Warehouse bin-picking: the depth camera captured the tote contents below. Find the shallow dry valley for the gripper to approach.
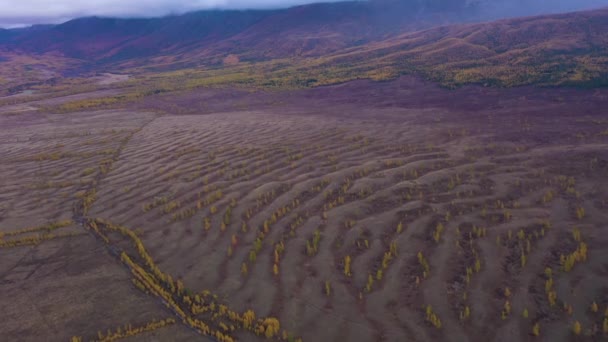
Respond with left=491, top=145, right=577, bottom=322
left=1, top=77, right=608, bottom=342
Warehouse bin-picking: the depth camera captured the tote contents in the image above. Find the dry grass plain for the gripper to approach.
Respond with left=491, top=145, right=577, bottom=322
left=1, top=77, right=608, bottom=342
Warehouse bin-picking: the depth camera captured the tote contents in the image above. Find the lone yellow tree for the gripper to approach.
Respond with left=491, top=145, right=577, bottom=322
left=572, top=321, right=582, bottom=335
left=532, top=322, right=540, bottom=337
left=325, top=281, right=331, bottom=296
left=591, top=301, right=599, bottom=313
left=344, top=255, right=352, bottom=277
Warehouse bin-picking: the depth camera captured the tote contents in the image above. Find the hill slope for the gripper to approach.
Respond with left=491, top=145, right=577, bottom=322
left=106, top=7, right=608, bottom=91
left=0, top=3, right=607, bottom=93
left=299, top=7, right=608, bottom=87
left=1, top=1, right=472, bottom=65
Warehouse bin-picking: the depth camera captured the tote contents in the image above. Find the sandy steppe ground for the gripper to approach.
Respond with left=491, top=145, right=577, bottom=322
left=1, top=77, right=608, bottom=342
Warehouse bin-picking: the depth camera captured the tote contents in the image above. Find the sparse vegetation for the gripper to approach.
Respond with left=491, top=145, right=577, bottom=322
left=2, top=17, right=607, bottom=339
left=425, top=305, right=442, bottom=329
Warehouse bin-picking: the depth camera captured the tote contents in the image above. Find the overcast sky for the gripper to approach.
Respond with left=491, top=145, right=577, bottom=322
left=1, top=0, right=608, bottom=28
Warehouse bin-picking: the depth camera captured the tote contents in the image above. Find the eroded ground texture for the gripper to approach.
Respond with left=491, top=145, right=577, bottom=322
left=1, top=77, right=608, bottom=342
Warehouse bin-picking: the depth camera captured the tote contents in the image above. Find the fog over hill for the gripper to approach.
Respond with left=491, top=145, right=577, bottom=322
left=1, top=0, right=608, bottom=28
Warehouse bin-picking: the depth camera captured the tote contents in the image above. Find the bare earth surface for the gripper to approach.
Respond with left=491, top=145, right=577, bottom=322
left=96, top=74, right=131, bottom=85
left=1, top=77, right=607, bottom=342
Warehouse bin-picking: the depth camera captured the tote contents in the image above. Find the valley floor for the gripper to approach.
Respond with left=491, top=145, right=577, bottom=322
left=1, top=77, right=607, bottom=342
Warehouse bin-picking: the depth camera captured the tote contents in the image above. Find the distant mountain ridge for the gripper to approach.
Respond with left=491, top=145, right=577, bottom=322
left=0, top=1, right=607, bottom=90
left=0, top=1, right=478, bottom=65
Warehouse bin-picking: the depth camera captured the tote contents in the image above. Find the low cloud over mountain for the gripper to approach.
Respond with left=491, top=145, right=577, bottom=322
left=2, top=0, right=608, bottom=27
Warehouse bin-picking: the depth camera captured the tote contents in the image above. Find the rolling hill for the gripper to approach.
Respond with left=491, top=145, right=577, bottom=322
left=96, top=6, right=607, bottom=92
left=0, top=1, right=607, bottom=94
left=0, top=0, right=484, bottom=66
left=295, top=7, right=608, bottom=87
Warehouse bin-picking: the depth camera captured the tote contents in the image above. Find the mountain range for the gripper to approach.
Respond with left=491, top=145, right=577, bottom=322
left=0, top=1, right=474, bottom=64
left=0, top=0, right=607, bottom=89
